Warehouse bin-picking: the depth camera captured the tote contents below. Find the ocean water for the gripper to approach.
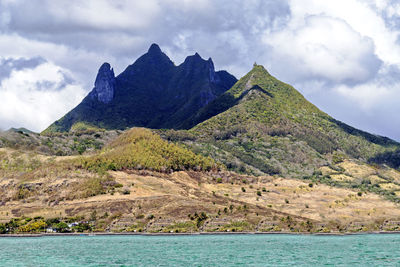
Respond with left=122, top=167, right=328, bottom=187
left=0, top=234, right=399, bottom=266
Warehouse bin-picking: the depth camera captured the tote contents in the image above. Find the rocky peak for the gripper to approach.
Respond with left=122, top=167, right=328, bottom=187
left=207, top=57, right=216, bottom=83
left=183, top=52, right=205, bottom=65
left=91, top=62, right=116, bottom=104
left=118, top=44, right=174, bottom=81
left=181, top=53, right=217, bottom=81
left=148, top=43, right=162, bottom=54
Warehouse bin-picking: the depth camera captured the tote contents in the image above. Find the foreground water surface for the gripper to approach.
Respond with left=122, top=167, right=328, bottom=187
left=0, top=233, right=399, bottom=266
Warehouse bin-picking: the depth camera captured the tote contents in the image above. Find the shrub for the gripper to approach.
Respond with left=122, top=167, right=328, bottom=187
left=18, top=220, right=46, bottom=233
left=122, top=188, right=130, bottom=195
left=196, top=212, right=208, bottom=228
left=256, top=191, right=262, bottom=196
left=56, top=222, right=70, bottom=233
left=229, top=205, right=234, bottom=213
left=0, top=224, right=6, bottom=234
left=73, top=223, right=91, bottom=232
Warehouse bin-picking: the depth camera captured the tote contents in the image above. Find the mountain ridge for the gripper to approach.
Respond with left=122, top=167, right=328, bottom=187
left=160, top=64, right=400, bottom=178
left=44, top=44, right=237, bottom=133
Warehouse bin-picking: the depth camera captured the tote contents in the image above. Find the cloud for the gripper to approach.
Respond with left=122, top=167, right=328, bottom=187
left=0, top=0, right=291, bottom=77
left=263, top=15, right=382, bottom=85
left=1, top=0, right=161, bottom=33
left=0, top=56, right=45, bottom=80
left=0, top=0, right=400, bottom=141
left=0, top=60, right=86, bottom=132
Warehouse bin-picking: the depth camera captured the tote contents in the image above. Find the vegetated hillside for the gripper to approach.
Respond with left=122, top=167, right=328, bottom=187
left=0, top=126, right=120, bottom=156
left=161, top=64, right=400, bottom=179
left=3, top=127, right=400, bottom=234
left=3, top=143, right=400, bottom=234
left=44, top=44, right=237, bottom=133
left=77, top=128, right=219, bottom=173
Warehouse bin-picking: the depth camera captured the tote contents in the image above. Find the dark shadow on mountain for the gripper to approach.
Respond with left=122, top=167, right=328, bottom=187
left=368, top=150, right=400, bottom=169
left=180, top=85, right=273, bottom=129
left=246, top=85, right=274, bottom=98
left=329, top=118, right=398, bottom=147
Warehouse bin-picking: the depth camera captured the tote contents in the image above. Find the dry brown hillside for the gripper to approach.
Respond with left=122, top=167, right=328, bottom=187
left=2, top=145, right=400, bottom=233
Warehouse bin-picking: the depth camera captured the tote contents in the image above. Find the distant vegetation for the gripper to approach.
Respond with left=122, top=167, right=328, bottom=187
left=77, top=128, right=219, bottom=173
left=0, top=217, right=93, bottom=234
left=0, top=127, right=119, bottom=156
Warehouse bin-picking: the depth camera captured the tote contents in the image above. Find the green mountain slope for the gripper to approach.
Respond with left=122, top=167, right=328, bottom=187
left=163, top=64, right=399, bottom=177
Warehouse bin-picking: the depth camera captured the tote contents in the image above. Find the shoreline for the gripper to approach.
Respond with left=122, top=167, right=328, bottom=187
left=2, top=231, right=400, bottom=237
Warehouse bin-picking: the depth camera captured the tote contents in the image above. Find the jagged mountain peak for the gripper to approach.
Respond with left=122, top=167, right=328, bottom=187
left=44, top=44, right=237, bottom=133
left=118, top=44, right=175, bottom=81
left=181, top=52, right=214, bottom=66
left=98, top=62, right=113, bottom=72
left=180, top=52, right=216, bottom=80
left=90, top=62, right=116, bottom=104
left=137, top=43, right=173, bottom=64
left=183, top=52, right=207, bottom=64
left=147, top=43, right=162, bottom=54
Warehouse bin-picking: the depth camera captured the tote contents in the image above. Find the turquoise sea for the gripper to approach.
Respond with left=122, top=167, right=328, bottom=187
left=0, top=234, right=400, bottom=266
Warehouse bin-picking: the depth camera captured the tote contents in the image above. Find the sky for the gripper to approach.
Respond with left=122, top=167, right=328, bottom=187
left=1, top=0, right=400, bottom=141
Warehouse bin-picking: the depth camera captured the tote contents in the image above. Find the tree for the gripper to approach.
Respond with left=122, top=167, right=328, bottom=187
left=90, top=210, right=97, bottom=222
left=56, top=222, right=70, bottom=233
left=0, top=223, right=6, bottom=234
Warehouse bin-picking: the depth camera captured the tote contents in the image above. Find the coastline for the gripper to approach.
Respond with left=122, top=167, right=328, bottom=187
left=2, top=231, right=400, bottom=238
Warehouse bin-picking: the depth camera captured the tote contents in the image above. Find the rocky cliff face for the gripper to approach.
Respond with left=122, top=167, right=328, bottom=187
left=90, top=63, right=116, bottom=104
left=44, top=44, right=237, bottom=132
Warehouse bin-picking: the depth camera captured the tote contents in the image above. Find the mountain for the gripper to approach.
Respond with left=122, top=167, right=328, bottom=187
left=5, top=49, right=400, bottom=234
left=45, top=44, right=237, bottom=133
left=163, top=64, right=400, bottom=178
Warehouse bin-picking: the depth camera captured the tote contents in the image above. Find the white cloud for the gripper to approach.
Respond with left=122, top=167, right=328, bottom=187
left=0, top=0, right=400, bottom=140
left=288, top=0, right=400, bottom=64
left=1, top=0, right=162, bottom=32
left=264, top=15, right=381, bottom=84
left=0, top=61, right=86, bottom=132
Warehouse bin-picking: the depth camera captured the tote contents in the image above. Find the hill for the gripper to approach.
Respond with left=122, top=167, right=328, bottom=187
left=44, top=44, right=237, bottom=133
left=2, top=130, right=400, bottom=234
left=160, top=65, right=399, bottom=178
left=77, top=128, right=218, bottom=173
